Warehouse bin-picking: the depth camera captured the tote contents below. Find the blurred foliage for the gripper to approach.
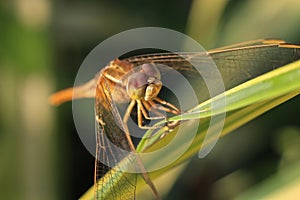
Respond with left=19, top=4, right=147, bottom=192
left=1, top=0, right=300, bottom=199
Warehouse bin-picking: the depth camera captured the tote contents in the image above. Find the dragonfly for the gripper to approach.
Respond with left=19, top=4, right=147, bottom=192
left=50, top=39, right=300, bottom=200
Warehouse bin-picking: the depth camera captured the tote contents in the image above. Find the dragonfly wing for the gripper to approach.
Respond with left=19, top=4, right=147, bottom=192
left=210, top=39, right=286, bottom=51
left=94, top=75, right=137, bottom=200
left=126, top=41, right=300, bottom=102
left=209, top=41, right=300, bottom=91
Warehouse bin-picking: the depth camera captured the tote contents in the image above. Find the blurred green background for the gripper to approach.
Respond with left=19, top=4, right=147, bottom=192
left=1, top=0, right=300, bottom=199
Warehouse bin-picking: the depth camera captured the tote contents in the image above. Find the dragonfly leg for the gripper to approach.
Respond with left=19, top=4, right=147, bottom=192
left=142, top=100, right=166, bottom=120
left=150, top=98, right=180, bottom=115
left=123, top=100, right=136, bottom=125
left=122, top=101, right=161, bottom=200
left=144, top=99, right=182, bottom=137
left=136, top=100, right=164, bottom=129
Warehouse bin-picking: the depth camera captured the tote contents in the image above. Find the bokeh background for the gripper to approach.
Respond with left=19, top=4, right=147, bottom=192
left=1, top=0, right=300, bottom=199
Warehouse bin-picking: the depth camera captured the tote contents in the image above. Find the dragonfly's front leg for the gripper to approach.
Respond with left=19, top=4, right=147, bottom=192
left=123, top=99, right=165, bottom=130
left=136, top=100, right=165, bottom=129
left=153, top=97, right=181, bottom=114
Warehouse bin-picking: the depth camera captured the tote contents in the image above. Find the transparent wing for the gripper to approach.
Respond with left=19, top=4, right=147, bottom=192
left=94, top=75, right=137, bottom=200
left=126, top=39, right=300, bottom=102
left=210, top=38, right=286, bottom=50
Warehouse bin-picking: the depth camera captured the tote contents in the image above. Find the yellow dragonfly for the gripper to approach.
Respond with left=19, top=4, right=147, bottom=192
left=50, top=39, right=300, bottom=200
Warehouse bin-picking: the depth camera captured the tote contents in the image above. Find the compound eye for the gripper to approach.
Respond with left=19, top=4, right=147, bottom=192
left=141, top=63, right=161, bottom=80
left=126, top=72, right=148, bottom=100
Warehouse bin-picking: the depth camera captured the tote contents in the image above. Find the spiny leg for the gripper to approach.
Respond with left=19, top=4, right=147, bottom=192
left=149, top=98, right=181, bottom=134
left=122, top=100, right=160, bottom=199
left=142, top=100, right=166, bottom=120
left=148, top=99, right=180, bottom=115
left=123, top=100, right=136, bottom=125
left=136, top=100, right=164, bottom=129
left=153, top=97, right=180, bottom=114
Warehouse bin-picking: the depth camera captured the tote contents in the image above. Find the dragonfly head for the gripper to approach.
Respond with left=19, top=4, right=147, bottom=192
left=126, top=63, right=162, bottom=101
